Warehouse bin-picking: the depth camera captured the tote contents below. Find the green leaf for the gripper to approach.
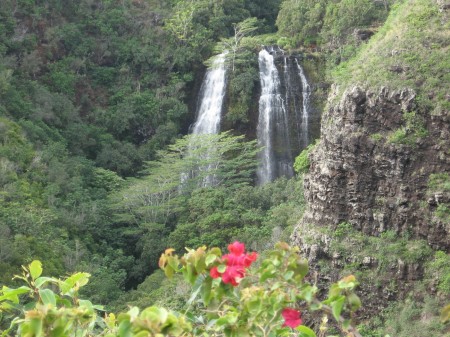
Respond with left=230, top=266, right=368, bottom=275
left=295, top=258, right=309, bottom=278
left=187, top=276, right=203, bottom=307
left=118, top=319, right=132, bottom=337
left=128, top=307, right=140, bottom=320
left=260, top=269, right=275, bottom=282
left=29, top=261, right=43, bottom=280
left=39, top=289, right=56, bottom=306
left=34, top=277, right=56, bottom=288
left=134, top=331, right=150, bottom=337
left=141, top=307, right=169, bottom=324
left=347, top=293, right=361, bottom=311
left=217, top=264, right=226, bottom=273
left=283, top=271, right=294, bottom=280
left=30, top=317, right=43, bottom=337
left=342, top=319, right=351, bottom=330
left=299, top=285, right=317, bottom=303
left=331, top=296, right=345, bottom=321
left=296, top=325, right=316, bottom=337
left=164, top=265, right=174, bottom=278
left=0, top=286, right=31, bottom=303
left=60, top=272, right=90, bottom=295
left=78, top=299, right=93, bottom=310
left=205, top=254, right=217, bottom=266
left=309, top=302, right=322, bottom=311
left=247, top=299, right=261, bottom=314
left=202, top=276, right=212, bottom=306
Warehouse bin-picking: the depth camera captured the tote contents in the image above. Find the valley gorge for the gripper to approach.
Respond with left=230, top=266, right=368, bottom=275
left=0, top=0, right=448, bottom=335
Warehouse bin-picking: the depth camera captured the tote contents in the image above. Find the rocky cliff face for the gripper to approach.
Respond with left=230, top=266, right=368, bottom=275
left=293, top=85, right=450, bottom=250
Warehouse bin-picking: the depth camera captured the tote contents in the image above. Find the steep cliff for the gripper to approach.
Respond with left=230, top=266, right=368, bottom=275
left=291, top=0, right=450, bottom=329
left=293, top=0, right=450, bottom=250
left=295, top=85, right=449, bottom=249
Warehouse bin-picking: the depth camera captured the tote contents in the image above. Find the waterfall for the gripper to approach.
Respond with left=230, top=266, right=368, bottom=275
left=282, top=56, right=303, bottom=152
left=192, top=52, right=228, bottom=135
left=185, top=52, right=228, bottom=187
left=295, top=59, right=312, bottom=148
left=257, top=48, right=293, bottom=185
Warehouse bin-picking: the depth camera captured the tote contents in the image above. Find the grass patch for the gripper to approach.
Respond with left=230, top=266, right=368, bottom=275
left=387, top=110, right=428, bottom=146
left=331, top=0, right=450, bottom=114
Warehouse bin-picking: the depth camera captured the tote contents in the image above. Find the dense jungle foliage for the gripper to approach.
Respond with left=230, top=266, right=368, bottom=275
left=0, top=0, right=449, bottom=335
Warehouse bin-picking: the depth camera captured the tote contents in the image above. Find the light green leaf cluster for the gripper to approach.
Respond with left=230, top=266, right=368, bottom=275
left=1, top=243, right=365, bottom=337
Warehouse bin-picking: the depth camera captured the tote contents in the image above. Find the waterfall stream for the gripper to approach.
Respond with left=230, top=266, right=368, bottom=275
left=257, top=48, right=293, bottom=185
left=295, top=59, right=312, bottom=148
left=192, top=52, right=228, bottom=135
left=185, top=52, right=228, bottom=187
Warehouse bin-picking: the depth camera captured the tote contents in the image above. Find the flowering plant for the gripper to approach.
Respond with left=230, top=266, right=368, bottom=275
left=159, top=241, right=362, bottom=337
left=0, top=242, right=362, bottom=337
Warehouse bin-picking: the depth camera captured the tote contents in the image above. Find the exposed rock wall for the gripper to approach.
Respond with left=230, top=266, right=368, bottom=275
left=293, top=85, right=450, bottom=250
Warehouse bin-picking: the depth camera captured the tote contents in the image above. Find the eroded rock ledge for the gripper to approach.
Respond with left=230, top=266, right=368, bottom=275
left=293, top=85, right=450, bottom=250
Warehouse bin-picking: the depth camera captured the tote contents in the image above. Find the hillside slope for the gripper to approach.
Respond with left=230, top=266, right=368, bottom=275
left=294, top=0, right=449, bottom=249
left=292, top=0, right=449, bottom=333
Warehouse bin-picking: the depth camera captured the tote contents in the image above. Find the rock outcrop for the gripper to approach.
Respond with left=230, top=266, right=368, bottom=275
left=293, top=85, right=450, bottom=250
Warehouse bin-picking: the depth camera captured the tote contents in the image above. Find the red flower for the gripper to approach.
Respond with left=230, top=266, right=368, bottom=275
left=210, top=267, right=221, bottom=279
left=228, top=241, right=245, bottom=255
left=243, top=251, right=258, bottom=267
left=209, top=241, right=258, bottom=286
left=282, top=308, right=302, bottom=328
left=221, top=265, right=245, bottom=286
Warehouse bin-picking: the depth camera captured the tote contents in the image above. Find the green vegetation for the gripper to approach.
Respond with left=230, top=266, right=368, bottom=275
left=110, top=133, right=304, bottom=289
left=428, top=173, right=450, bottom=192
left=0, top=0, right=448, bottom=336
left=387, top=110, right=428, bottom=146
left=318, top=223, right=435, bottom=273
left=427, top=173, right=450, bottom=224
left=359, top=297, right=448, bottom=337
left=298, top=222, right=449, bottom=336
left=332, top=0, right=450, bottom=113
left=1, top=244, right=364, bottom=337
left=293, top=142, right=317, bottom=174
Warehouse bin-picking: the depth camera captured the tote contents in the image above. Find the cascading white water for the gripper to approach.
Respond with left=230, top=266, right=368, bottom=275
left=192, top=52, right=228, bottom=135
left=257, top=48, right=292, bottom=185
left=295, top=59, right=311, bottom=147
left=186, top=52, right=228, bottom=187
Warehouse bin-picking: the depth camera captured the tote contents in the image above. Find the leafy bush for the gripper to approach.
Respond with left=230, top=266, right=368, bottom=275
left=293, top=142, right=317, bottom=174
left=1, top=243, right=363, bottom=337
left=426, top=251, right=450, bottom=294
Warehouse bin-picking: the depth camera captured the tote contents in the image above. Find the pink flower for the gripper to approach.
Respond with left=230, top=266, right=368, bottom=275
left=209, top=241, right=258, bottom=286
left=228, top=241, right=245, bottom=255
left=282, top=308, right=302, bottom=328
left=221, top=265, right=245, bottom=286
left=243, top=252, right=258, bottom=267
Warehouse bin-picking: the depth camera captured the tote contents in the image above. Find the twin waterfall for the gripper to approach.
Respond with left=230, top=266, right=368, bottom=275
left=191, top=47, right=313, bottom=185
